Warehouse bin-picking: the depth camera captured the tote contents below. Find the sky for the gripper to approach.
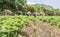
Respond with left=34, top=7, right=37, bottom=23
left=27, top=0, right=60, bottom=9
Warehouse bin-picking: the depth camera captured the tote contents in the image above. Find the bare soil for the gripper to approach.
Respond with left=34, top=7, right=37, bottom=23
left=20, top=19, right=60, bottom=37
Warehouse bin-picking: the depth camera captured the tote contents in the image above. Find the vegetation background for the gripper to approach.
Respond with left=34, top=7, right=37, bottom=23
left=0, top=0, right=60, bottom=37
left=0, top=0, right=60, bottom=16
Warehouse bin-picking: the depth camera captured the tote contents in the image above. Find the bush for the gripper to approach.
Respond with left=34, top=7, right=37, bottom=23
left=0, top=16, right=35, bottom=37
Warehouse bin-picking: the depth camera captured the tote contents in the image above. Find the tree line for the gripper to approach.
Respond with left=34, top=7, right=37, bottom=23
left=0, top=0, right=60, bottom=16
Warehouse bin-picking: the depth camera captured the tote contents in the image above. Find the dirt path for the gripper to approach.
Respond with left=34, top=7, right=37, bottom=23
left=19, top=19, right=60, bottom=37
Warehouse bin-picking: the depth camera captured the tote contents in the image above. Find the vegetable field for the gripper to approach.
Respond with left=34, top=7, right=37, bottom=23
left=0, top=15, right=60, bottom=37
left=37, top=16, right=60, bottom=28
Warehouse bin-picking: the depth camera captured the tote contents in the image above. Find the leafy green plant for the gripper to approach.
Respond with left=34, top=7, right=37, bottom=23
left=0, top=16, right=35, bottom=37
left=0, top=16, right=60, bottom=37
left=37, top=16, right=60, bottom=28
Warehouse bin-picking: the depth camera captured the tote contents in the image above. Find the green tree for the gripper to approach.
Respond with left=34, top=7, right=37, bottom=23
left=0, top=0, right=26, bottom=11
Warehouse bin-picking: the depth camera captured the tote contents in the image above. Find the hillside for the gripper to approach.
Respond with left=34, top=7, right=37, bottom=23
left=26, top=4, right=60, bottom=16
left=0, top=16, right=60, bottom=37
left=0, top=0, right=60, bottom=37
left=33, top=4, right=53, bottom=9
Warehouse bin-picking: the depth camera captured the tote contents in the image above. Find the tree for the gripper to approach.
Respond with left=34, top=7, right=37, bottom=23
left=0, top=0, right=27, bottom=11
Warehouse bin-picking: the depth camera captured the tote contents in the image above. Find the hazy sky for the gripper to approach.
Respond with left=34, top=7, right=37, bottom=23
left=27, top=0, right=60, bottom=9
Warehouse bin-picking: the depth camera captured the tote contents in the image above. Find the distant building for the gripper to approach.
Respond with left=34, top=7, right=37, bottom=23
left=40, top=12, right=45, bottom=16
left=3, top=9, right=12, bottom=15
left=33, top=12, right=37, bottom=17
left=26, top=11, right=32, bottom=16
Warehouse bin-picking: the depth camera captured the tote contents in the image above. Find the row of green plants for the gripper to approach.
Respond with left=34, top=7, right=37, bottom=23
left=37, top=16, right=60, bottom=28
left=0, top=15, right=35, bottom=37
left=0, top=16, right=60, bottom=37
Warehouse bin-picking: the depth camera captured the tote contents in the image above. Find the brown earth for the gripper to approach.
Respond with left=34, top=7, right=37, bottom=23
left=19, top=19, right=60, bottom=37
